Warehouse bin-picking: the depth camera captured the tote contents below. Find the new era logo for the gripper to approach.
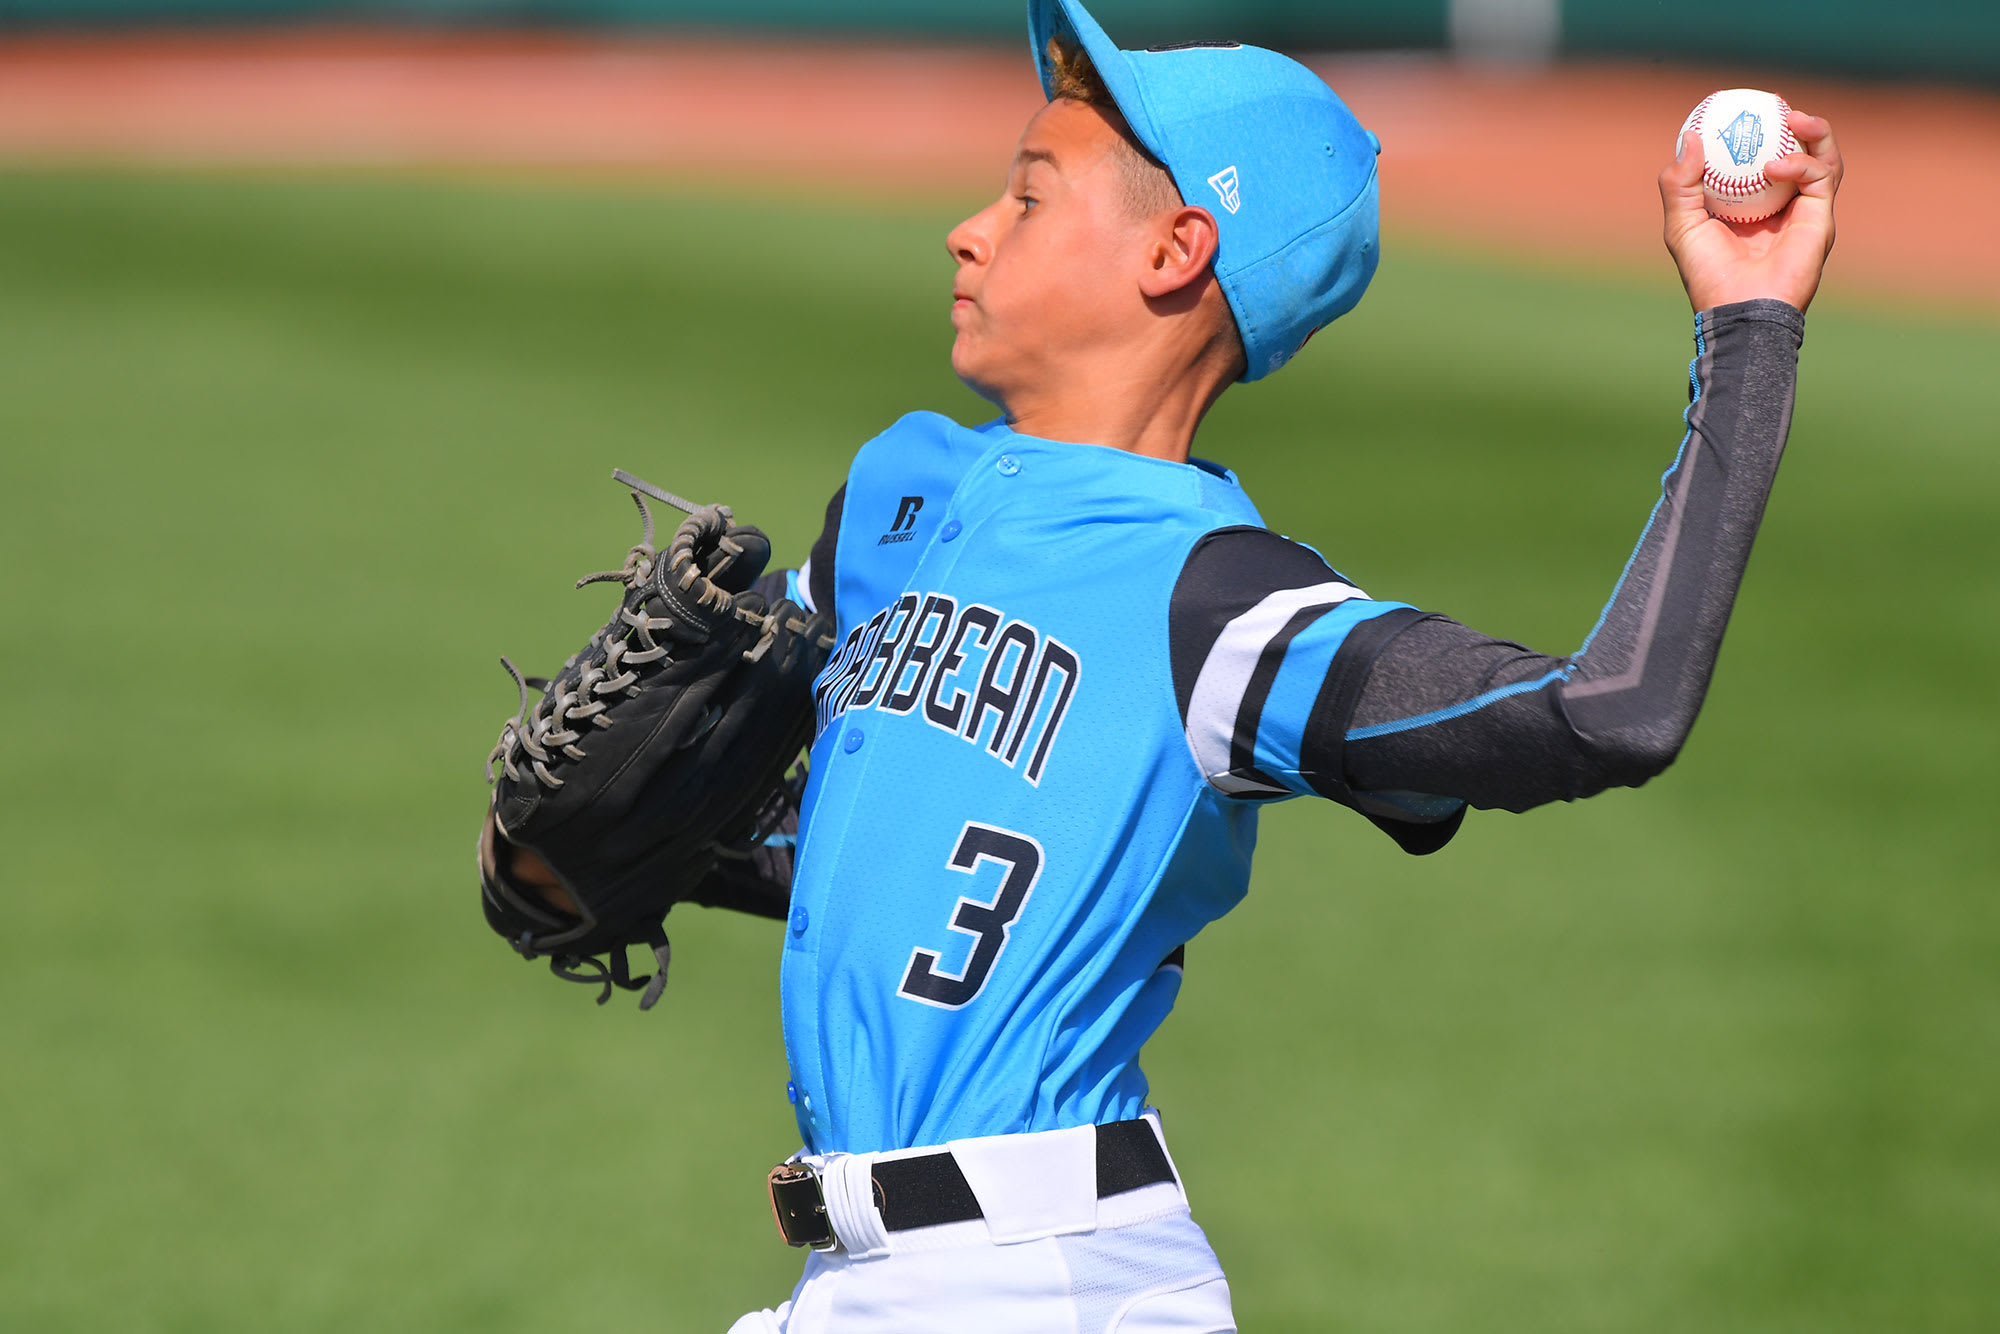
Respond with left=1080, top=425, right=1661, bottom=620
left=1207, top=165, right=1241, bottom=214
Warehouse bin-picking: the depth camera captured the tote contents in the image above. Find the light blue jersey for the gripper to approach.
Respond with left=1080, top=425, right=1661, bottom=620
left=780, top=411, right=1435, bottom=1155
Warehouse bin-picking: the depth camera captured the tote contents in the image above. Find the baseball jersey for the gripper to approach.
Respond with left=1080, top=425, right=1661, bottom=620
left=778, top=410, right=1452, bottom=1156
left=769, top=299, right=1807, bottom=1158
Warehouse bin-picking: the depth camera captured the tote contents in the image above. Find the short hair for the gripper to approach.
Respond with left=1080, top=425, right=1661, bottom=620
left=1044, top=37, right=1185, bottom=220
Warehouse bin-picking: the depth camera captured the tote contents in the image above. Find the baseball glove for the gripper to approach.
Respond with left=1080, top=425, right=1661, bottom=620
left=481, top=471, right=834, bottom=1010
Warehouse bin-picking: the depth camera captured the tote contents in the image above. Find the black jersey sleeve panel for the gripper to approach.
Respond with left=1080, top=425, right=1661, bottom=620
left=1168, top=525, right=1355, bottom=721
left=1169, top=526, right=1459, bottom=850
left=804, top=483, right=845, bottom=617
left=751, top=484, right=845, bottom=620
left=1342, top=298, right=1805, bottom=814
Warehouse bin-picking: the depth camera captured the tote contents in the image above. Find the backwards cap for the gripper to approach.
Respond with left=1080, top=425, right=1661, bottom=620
left=1029, top=0, right=1382, bottom=380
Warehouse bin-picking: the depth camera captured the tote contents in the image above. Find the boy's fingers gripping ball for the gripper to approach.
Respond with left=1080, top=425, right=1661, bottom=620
left=1679, top=88, right=1799, bottom=224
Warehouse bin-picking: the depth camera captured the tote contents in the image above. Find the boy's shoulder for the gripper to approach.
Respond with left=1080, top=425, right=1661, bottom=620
left=845, top=410, right=1261, bottom=528
left=832, top=411, right=994, bottom=548
left=848, top=409, right=995, bottom=473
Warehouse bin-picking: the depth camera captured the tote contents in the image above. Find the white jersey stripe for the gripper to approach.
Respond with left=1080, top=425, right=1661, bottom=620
left=795, top=556, right=817, bottom=613
left=1183, top=580, right=1363, bottom=791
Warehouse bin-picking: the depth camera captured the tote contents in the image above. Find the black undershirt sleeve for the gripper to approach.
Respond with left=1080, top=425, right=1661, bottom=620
left=1339, top=298, right=1806, bottom=815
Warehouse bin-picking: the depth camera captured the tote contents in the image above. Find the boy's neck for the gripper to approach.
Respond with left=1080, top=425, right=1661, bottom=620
left=1000, top=341, right=1237, bottom=465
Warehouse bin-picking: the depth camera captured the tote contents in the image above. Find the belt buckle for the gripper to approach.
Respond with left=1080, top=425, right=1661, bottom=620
left=767, top=1161, right=838, bottom=1251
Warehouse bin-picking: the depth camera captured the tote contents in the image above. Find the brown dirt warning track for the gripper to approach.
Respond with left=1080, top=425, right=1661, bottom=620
left=1, top=28, right=1996, bottom=309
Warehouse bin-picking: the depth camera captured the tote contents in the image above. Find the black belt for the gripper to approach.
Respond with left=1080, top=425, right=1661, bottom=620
left=768, top=1118, right=1177, bottom=1250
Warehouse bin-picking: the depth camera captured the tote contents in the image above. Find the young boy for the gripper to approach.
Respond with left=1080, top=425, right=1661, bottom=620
left=496, top=1, right=1840, bottom=1328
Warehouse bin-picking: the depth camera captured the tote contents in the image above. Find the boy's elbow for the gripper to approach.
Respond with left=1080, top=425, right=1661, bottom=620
left=1581, top=723, right=1688, bottom=797
left=1471, top=727, right=1684, bottom=813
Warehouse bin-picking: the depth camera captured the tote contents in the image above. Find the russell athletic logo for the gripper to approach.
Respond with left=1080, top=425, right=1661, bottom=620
left=1207, top=165, right=1241, bottom=215
left=878, top=495, right=924, bottom=546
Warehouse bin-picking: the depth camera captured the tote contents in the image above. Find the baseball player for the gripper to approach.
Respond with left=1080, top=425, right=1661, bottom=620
left=483, top=1, right=1841, bottom=1328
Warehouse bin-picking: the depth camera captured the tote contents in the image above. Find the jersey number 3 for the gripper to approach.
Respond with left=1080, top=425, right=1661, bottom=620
left=898, top=822, right=1044, bottom=1010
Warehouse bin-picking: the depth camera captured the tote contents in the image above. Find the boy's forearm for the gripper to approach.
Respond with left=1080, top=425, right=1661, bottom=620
left=1341, top=298, right=1805, bottom=812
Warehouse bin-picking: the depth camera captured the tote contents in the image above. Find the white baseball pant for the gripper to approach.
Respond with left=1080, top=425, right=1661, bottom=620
left=728, top=1115, right=1236, bottom=1333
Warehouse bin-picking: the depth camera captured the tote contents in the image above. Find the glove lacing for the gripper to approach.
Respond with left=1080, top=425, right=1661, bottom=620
left=485, top=481, right=816, bottom=795
left=544, top=926, right=673, bottom=1010
left=481, top=472, right=834, bottom=1013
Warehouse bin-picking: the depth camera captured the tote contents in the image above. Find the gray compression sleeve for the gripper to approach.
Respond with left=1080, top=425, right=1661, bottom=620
left=1341, top=298, right=1806, bottom=813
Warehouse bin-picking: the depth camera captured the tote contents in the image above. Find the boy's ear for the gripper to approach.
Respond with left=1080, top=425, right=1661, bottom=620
left=1138, top=206, right=1221, bottom=301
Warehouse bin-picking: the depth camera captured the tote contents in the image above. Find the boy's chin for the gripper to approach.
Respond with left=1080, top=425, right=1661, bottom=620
left=949, top=341, right=1008, bottom=410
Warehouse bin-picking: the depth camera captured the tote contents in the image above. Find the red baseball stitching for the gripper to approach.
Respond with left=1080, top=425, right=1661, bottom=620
left=1694, top=93, right=1795, bottom=205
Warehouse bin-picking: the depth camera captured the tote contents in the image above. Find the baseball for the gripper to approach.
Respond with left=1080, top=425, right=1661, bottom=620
left=1679, top=88, right=1800, bottom=223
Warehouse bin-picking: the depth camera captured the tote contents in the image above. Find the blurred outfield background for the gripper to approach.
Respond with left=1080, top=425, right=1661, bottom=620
left=2, top=3, right=1997, bottom=1332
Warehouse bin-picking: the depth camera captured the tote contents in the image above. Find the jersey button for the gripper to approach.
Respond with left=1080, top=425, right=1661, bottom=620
left=843, top=728, right=864, bottom=753
left=940, top=519, right=962, bottom=542
left=996, top=454, right=1022, bottom=476
left=789, top=905, right=810, bottom=937
left=786, top=1081, right=799, bottom=1106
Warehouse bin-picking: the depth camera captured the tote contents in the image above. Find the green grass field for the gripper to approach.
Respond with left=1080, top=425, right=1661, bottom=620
left=2, top=168, right=1995, bottom=1332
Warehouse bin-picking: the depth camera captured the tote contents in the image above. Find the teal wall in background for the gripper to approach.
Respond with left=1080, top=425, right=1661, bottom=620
left=0, top=0, right=1448, bottom=46
left=0, top=0, right=1991, bottom=85
left=1562, top=0, right=2000, bottom=87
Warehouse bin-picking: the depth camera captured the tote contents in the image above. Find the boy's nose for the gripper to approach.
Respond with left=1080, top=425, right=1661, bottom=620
left=945, top=212, right=992, bottom=267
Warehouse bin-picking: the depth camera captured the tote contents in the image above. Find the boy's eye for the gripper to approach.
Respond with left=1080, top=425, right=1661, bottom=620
left=1016, top=195, right=1039, bottom=213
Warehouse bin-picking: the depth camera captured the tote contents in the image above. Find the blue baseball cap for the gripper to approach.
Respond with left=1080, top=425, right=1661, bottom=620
left=1029, top=0, right=1383, bottom=381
